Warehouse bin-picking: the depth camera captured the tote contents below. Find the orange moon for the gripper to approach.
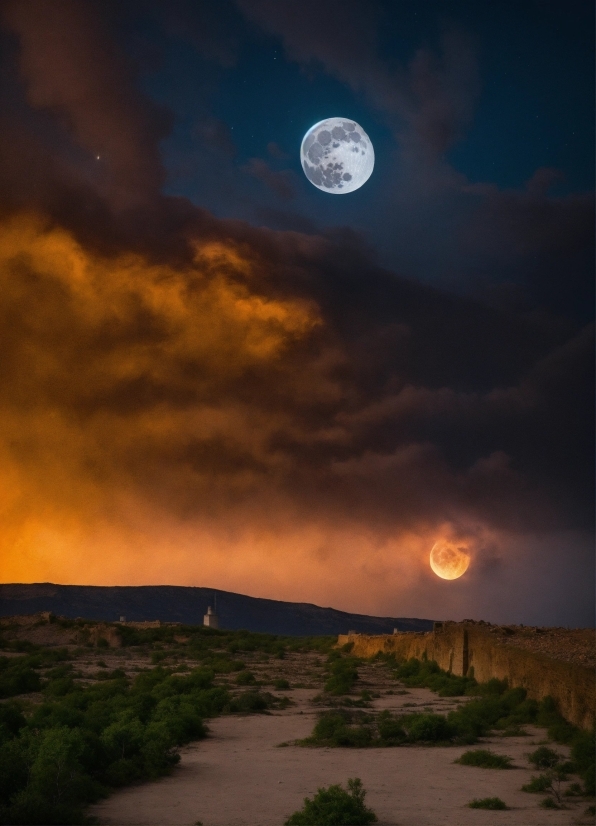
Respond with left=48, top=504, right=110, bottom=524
left=429, top=541, right=470, bottom=580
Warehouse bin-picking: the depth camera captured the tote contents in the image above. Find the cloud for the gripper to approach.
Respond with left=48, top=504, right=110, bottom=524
left=242, top=157, right=297, bottom=200
left=0, top=1, right=592, bottom=624
left=2, top=0, right=171, bottom=209
left=235, top=0, right=480, bottom=159
left=0, top=209, right=591, bottom=618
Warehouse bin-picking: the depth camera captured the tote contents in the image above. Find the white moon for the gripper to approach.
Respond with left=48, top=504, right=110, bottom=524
left=429, top=541, right=471, bottom=580
left=301, top=117, right=374, bottom=194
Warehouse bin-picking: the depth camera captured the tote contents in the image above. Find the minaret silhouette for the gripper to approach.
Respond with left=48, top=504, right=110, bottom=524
left=203, top=591, right=219, bottom=629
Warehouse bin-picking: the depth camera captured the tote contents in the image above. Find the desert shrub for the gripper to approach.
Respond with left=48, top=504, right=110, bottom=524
left=324, top=654, right=359, bottom=696
left=528, top=746, right=562, bottom=769
left=235, top=671, right=256, bottom=685
left=228, top=691, right=270, bottom=713
left=535, top=696, right=574, bottom=743
left=376, top=710, right=406, bottom=745
left=522, top=773, right=556, bottom=793
left=476, top=677, right=508, bottom=696
left=0, top=657, right=42, bottom=698
left=303, top=710, right=374, bottom=748
left=468, top=797, right=508, bottom=809
left=302, top=709, right=373, bottom=748
left=447, top=695, right=513, bottom=742
left=0, top=661, right=235, bottom=824
left=43, top=675, right=79, bottom=697
left=285, top=777, right=377, bottom=825
left=274, top=678, right=290, bottom=690
left=522, top=765, right=569, bottom=806
left=151, top=696, right=207, bottom=745
left=0, top=649, right=73, bottom=700
left=312, top=711, right=350, bottom=742
left=540, top=797, right=561, bottom=809
left=302, top=698, right=534, bottom=749
left=569, top=728, right=595, bottom=795
left=201, top=656, right=245, bottom=674
left=456, top=749, right=513, bottom=769
left=404, top=713, right=452, bottom=743
left=394, top=658, right=476, bottom=697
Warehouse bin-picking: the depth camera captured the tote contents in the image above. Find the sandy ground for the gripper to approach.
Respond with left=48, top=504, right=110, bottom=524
left=90, top=677, right=592, bottom=826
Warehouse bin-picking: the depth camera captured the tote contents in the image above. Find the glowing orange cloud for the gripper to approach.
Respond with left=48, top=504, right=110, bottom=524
left=0, top=211, right=559, bottom=623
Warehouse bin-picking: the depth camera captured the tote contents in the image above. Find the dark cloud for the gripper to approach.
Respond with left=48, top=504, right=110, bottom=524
left=242, top=157, right=297, bottom=200
left=0, top=0, right=592, bottom=623
left=2, top=0, right=171, bottom=210
left=236, top=0, right=480, bottom=159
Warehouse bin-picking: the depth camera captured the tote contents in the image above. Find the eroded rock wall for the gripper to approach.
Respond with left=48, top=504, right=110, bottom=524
left=339, top=625, right=595, bottom=730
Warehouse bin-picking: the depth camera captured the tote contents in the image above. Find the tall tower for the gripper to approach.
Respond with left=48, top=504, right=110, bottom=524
left=203, top=599, right=219, bottom=629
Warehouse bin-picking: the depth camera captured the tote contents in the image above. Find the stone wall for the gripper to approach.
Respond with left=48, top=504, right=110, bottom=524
left=339, top=624, right=595, bottom=730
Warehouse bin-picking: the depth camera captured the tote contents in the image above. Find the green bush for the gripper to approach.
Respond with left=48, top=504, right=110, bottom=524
left=570, top=729, right=595, bottom=796
left=285, top=778, right=377, bottom=825
left=528, top=746, right=562, bottom=769
left=0, top=657, right=42, bottom=698
left=468, top=797, right=508, bottom=810
left=274, top=678, right=291, bottom=690
left=228, top=691, right=270, bottom=713
left=522, top=773, right=553, bottom=793
left=456, top=749, right=513, bottom=769
left=235, top=671, right=256, bottom=685
left=324, top=655, right=359, bottom=696
left=376, top=710, right=406, bottom=745
left=535, top=696, right=575, bottom=743
left=394, top=658, right=476, bottom=697
left=404, top=713, right=452, bottom=743
left=0, top=662, right=229, bottom=824
left=304, top=711, right=374, bottom=747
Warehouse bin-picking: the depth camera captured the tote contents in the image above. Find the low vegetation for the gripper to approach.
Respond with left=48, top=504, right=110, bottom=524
left=300, top=652, right=595, bottom=810
left=300, top=658, right=553, bottom=748
left=323, top=651, right=360, bottom=695
left=521, top=740, right=595, bottom=806
left=1, top=625, right=593, bottom=823
left=284, top=778, right=377, bottom=825
left=468, top=796, right=508, bottom=810
left=455, top=749, right=513, bottom=769
left=0, top=626, right=334, bottom=825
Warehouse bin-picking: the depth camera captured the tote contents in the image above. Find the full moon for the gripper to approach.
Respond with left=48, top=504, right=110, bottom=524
left=429, top=541, right=471, bottom=580
left=301, top=117, right=374, bottom=193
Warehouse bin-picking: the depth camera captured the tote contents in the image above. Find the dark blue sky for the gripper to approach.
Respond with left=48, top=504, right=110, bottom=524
left=125, top=0, right=594, bottom=315
left=146, top=0, right=595, bottom=189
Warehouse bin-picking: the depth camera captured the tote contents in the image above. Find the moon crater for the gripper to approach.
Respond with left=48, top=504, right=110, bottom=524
left=429, top=541, right=471, bottom=580
left=301, top=117, right=374, bottom=193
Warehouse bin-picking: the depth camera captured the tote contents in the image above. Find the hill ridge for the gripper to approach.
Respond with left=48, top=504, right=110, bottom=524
left=0, top=583, right=433, bottom=636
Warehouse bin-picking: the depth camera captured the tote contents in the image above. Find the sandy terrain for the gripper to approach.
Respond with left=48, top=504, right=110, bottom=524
left=90, top=665, right=591, bottom=826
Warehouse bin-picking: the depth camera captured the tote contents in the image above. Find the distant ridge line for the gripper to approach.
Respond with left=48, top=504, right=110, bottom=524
left=0, top=583, right=434, bottom=636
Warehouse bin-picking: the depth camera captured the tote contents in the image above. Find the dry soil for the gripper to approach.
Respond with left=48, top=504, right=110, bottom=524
left=90, top=655, right=594, bottom=826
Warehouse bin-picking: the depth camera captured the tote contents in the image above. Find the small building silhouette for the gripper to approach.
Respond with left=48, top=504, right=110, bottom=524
left=203, top=605, right=219, bottom=629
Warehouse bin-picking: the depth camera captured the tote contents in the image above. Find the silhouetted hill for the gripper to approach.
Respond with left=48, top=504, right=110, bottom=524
left=0, top=583, right=434, bottom=636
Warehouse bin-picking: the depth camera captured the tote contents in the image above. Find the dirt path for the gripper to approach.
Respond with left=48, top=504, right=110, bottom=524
left=90, top=677, right=587, bottom=826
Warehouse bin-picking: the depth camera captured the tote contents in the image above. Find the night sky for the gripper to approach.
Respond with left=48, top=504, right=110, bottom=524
left=0, top=0, right=593, bottom=626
